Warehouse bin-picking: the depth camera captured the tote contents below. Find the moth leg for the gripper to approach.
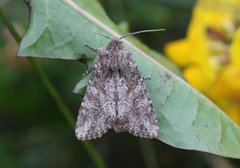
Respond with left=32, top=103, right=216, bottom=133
left=84, top=43, right=98, bottom=51
left=142, top=75, right=152, bottom=80
left=82, top=68, right=93, bottom=76
left=142, top=75, right=151, bottom=80
left=142, top=70, right=153, bottom=80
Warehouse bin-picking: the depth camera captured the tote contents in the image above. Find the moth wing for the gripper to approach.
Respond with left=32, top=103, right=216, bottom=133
left=115, top=50, right=159, bottom=138
left=75, top=52, right=116, bottom=140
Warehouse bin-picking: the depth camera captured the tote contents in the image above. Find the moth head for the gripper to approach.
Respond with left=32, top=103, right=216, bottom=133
left=106, top=38, right=123, bottom=50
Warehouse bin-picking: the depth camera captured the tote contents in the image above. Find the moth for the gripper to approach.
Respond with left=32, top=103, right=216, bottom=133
left=75, top=30, right=163, bottom=140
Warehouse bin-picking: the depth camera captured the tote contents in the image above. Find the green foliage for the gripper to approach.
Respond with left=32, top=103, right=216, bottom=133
left=1, top=0, right=240, bottom=167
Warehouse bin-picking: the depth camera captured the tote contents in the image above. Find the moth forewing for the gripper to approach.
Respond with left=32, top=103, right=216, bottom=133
left=76, top=35, right=160, bottom=140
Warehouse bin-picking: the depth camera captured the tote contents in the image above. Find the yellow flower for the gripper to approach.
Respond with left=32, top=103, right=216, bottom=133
left=164, top=0, right=240, bottom=124
left=231, top=28, right=240, bottom=70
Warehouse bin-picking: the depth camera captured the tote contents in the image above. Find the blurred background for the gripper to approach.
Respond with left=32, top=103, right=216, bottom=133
left=0, top=0, right=240, bottom=168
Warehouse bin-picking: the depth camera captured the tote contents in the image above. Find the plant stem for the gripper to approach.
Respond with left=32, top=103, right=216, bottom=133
left=139, top=139, right=159, bottom=168
left=0, top=7, right=106, bottom=168
left=0, top=8, right=21, bottom=42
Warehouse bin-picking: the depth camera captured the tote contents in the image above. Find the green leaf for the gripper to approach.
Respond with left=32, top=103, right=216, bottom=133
left=18, top=0, right=240, bottom=158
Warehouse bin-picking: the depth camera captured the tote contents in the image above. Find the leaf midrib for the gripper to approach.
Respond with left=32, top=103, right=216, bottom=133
left=61, top=0, right=177, bottom=76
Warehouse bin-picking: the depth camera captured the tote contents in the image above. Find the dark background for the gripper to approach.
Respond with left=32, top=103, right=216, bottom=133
left=0, top=0, right=239, bottom=168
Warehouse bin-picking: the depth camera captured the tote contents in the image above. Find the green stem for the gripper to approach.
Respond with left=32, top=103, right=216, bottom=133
left=139, top=139, right=159, bottom=168
left=28, top=58, right=76, bottom=129
left=0, top=7, right=106, bottom=168
left=0, top=8, right=21, bottom=43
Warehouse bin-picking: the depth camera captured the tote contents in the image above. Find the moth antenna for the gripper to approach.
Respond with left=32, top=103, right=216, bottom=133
left=119, top=29, right=165, bottom=39
left=94, top=32, right=112, bottom=40
left=64, top=30, right=111, bottom=40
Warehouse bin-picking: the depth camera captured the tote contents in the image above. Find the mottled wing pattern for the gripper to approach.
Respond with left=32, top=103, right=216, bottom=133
left=75, top=49, right=116, bottom=140
left=114, top=49, right=159, bottom=138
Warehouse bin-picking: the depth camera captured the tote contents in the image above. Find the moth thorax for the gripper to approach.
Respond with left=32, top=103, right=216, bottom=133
left=109, top=61, right=119, bottom=71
